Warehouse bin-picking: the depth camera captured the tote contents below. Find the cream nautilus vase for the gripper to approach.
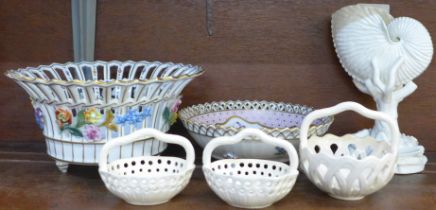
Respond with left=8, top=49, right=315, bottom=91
left=331, top=4, right=433, bottom=174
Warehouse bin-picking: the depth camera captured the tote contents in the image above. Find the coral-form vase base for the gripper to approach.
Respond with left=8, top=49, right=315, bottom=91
left=395, top=157, right=427, bottom=174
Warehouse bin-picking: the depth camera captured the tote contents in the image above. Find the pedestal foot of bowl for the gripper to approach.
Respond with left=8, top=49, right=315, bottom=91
left=55, top=161, right=69, bottom=173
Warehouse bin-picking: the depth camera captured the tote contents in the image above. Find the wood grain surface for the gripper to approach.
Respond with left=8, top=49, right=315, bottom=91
left=1, top=0, right=436, bottom=153
left=0, top=150, right=434, bottom=210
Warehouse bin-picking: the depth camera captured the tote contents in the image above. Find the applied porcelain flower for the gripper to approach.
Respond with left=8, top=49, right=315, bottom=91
left=171, top=99, right=182, bottom=113
left=84, top=125, right=104, bottom=141
left=115, top=108, right=152, bottom=125
left=55, top=107, right=72, bottom=129
left=34, top=108, right=45, bottom=130
left=84, top=108, right=103, bottom=124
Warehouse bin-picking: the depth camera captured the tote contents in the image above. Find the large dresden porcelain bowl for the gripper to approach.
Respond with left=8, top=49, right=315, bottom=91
left=5, top=60, right=203, bottom=172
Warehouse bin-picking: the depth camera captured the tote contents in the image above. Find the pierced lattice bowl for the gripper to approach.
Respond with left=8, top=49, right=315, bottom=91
left=299, top=102, right=399, bottom=200
left=5, top=60, right=203, bottom=172
left=99, top=129, right=195, bottom=205
left=179, top=100, right=333, bottom=161
left=203, top=129, right=299, bottom=209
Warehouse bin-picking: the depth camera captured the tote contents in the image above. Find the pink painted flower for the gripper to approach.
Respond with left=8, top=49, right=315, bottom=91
left=84, top=125, right=104, bottom=141
left=171, top=99, right=182, bottom=113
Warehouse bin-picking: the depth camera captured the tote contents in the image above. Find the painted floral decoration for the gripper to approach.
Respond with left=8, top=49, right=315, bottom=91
left=84, top=125, right=105, bottom=141
left=275, top=146, right=286, bottom=155
left=163, top=99, right=182, bottom=125
left=34, top=108, right=45, bottom=130
left=115, top=108, right=152, bottom=125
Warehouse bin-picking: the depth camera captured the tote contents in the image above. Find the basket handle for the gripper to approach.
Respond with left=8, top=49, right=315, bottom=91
left=99, top=128, right=195, bottom=172
left=202, top=128, right=299, bottom=172
left=299, top=101, right=399, bottom=155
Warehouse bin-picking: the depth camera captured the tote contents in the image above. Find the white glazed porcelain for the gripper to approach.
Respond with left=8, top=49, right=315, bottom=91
left=179, top=100, right=333, bottom=161
left=299, top=102, right=399, bottom=200
left=5, top=61, right=203, bottom=172
left=99, top=128, right=195, bottom=205
left=332, top=4, right=432, bottom=174
left=332, top=4, right=433, bottom=86
left=203, top=128, right=299, bottom=209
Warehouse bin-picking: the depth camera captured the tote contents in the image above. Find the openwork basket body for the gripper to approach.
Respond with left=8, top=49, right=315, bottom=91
left=299, top=102, right=399, bottom=200
left=180, top=100, right=333, bottom=161
left=6, top=61, right=202, bottom=167
left=202, top=129, right=299, bottom=208
left=99, top=129, right=195, bottom=205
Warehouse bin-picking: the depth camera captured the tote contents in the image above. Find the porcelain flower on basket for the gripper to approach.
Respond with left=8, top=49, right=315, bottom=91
left=115, top=108, right=152, bottom=125
left=34, top=108, right=45, bottom=130
left=84, top=108, right=103, bottom=124
left=171, top=99, right=182, bottom=112
left=55, top=107, right=73, bottom=129
left=163, top=99, right=182, bottom=125
left=84, top=125, right=105, bottom=141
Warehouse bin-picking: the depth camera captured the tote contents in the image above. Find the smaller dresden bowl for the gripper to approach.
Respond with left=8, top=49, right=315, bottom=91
left=179, top=100, right=333, bottom=161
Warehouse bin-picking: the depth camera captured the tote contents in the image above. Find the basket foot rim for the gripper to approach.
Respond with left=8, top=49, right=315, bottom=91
left=329, top=194, right=365, bottom=201
left=226, top=202, right=274, bottom=209
left=124, top=199, right=170, bottom=206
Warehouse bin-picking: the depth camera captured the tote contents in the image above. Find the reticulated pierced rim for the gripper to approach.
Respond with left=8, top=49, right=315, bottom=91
left=5, top=60, right=204, bottom=86
left=303, top=134, right=394, bottom=161
left=100, top=156, right=195, bottom=178
left=204, top=159, right=299, bottom=181
left=300, top=134, right=396, bottom=195
left=179, top=100, right=334, bottom=139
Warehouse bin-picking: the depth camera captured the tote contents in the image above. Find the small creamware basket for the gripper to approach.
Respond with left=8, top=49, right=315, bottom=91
left=299, top=102, right=400, bottom=200
left=202, top=128, right=299, bottom=209
left=98, top=128, right=195, bottom=205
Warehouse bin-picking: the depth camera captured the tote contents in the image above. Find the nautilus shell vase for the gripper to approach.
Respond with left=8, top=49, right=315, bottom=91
left=332, top=4, right=433, bottom=87
left=331, top=4, right=433, bottom=174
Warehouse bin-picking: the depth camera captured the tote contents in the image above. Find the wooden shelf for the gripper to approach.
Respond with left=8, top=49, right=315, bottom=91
left=0, top=148, right=434, bottom=210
